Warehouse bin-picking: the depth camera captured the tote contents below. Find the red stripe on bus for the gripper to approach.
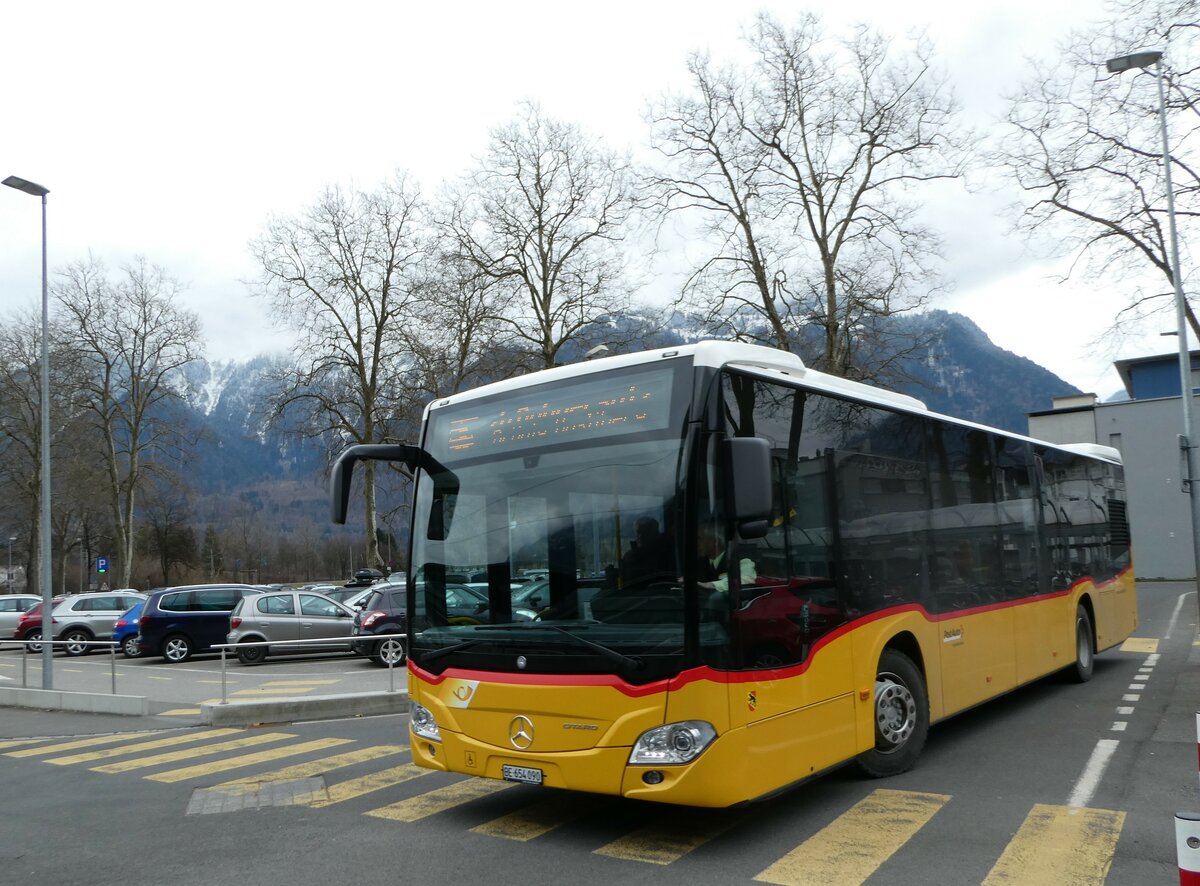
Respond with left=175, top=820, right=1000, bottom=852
left=411, top=567, right=1132, bottom=695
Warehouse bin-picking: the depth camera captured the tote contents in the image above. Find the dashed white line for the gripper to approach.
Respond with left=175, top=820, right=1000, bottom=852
left=1068, top=739, right=1121, bottom=808
left=1111, top=722, right=1128, bottom=732
left=1117, top=707, right=1135, bottom=715
left=1123, top=694, right=1141, bottom=702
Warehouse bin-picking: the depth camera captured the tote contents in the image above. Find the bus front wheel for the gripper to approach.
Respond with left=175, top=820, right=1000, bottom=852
left=856, top=649, right=929, bottom=778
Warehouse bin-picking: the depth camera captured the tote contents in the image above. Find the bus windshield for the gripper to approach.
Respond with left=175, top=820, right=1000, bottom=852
left=408, top=360, right=693, bottom=682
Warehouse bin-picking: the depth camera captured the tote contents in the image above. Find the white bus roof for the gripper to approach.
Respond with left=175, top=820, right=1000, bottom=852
left=424, top=340, right=1120, bottom=465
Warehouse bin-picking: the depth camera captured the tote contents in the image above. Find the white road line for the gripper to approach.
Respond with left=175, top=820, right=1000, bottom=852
left=1123, top=694, right=1141, bottom=702
left=1116, top=707, right=1134, bottom=715
left=1165, top=591, right=1195, bottom=640
left=1111, top=722, right=1128, bottom=732
left=1130, top=683, right=1146, bottom=691
left=1068, top=739, right=1120, bottom=808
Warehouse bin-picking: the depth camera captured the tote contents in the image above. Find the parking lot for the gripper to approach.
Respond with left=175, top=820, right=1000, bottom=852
left=0, top=643, right=404, bottom=722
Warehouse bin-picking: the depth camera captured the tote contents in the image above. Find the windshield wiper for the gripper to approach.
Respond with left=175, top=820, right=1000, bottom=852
left=418, top=624, right=645, bottom=672
left=513, top=623, right=644, bottom=672
left=419, top=638, right=491, bottom=665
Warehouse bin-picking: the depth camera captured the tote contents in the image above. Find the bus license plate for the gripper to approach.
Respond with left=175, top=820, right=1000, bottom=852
left=502, top=764, right=543, bottom=785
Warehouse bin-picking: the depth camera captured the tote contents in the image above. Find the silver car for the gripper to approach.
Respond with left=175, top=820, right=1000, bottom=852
left=0, top=595, right=40, bottom=647
left=51, top=591, right=147, bottom=656
left=227, top=590, right=356, bottom=665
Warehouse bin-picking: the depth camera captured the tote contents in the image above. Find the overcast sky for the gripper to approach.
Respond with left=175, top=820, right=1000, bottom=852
left=0, top=0, right=1171, bottom=404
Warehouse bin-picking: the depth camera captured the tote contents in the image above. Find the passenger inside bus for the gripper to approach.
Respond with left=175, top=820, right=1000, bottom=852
left=620, top=516, right=674, bottom=585
left=696, top=527, right=757, bottom=592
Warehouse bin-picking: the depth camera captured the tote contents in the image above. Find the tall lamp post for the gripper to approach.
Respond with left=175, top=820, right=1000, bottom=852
left=3, top=174, right=54, bottom=689
left=6, top=535, right=14, bottom=593
left=1106, top=50, right=1200, bottom=611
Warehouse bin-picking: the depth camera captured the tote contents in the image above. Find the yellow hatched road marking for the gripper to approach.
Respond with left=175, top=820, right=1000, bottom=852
left=472, top=793, right=597, bottom=841
left=595, top=808, right=744, bottom=864
left=1119, top=638, right=1159, bottom=653
left=219, top=744, right=408, bottom=785
left=160, top=709, right=201, bottom=716
left=45, top=729, right=242, bottom=765
left=309, top=763, right=428, bottom=808
left=146, top=737, right=354, bottom=783
left=754, top=789, right=950, bottom=886
left=261, top=680, right=340, bottom=686
left=982, top=804, right=1125, bottom=885
left=365, top=778, right=513, bottom=822
left=92, top=732, right=293, bottom=773
left=7, top=731, right=164, bottom=758
left=232, top=687, right=315, bottom=695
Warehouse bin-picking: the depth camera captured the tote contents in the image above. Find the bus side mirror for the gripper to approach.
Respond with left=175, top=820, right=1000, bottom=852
left=724, top=437, right=772, bottom=540
left=330, top=444, right=459, bottom=539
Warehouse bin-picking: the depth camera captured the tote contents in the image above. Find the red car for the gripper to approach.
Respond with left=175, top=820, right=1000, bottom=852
left=14, top=597, right=65, bottom=653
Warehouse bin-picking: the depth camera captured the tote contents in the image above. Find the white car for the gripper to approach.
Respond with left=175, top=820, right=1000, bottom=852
left=51, top=590, right=147, bottom=656
left=0, top=594, right=40, bottom=647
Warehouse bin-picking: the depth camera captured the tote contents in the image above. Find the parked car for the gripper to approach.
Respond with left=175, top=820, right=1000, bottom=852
left=350, top=582, right=485, bottom=667
left=227, top=590, right=356, bottom=665
left=50, top=591, right=147, bottom=656
left=322, top=586, right=375, bottom=608
left=137, top=584, right=266, bottom=663
left=14, top=597, right=66, bottom=653
left=343, top=568, right=385, bottom=589
left=112, top=601, right=145, bottom=658
left=0, top=595, right=40, bottom=647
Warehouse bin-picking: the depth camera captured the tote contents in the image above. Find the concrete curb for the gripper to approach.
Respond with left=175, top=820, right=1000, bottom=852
left=0, top=686, right=149, bottom=716
left=200, top=690, right=409, bottom=726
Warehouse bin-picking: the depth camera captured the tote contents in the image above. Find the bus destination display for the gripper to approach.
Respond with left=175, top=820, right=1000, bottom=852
left=437, top=367, right=676, bottom=458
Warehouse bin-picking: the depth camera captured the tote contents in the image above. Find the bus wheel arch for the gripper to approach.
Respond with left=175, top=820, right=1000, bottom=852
left=856, top=643, right=930, bottom=779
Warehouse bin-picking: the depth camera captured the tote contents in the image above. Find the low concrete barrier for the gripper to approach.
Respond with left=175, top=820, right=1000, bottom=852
left=201, top=690, right=409, bottom=726
left=0, top=686, right=149, bottom=716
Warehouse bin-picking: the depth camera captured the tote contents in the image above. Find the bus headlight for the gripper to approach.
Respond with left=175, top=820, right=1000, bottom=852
left=410, top=703, right=442, bottom=742
left=629, top=721, right=716, bottom=765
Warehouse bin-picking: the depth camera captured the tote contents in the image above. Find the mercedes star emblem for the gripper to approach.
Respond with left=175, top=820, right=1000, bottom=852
left=509, top=715, right=535, bottom=750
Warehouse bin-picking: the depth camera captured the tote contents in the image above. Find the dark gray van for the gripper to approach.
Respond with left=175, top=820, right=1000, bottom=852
left=137, top=584, right=266, bottom=663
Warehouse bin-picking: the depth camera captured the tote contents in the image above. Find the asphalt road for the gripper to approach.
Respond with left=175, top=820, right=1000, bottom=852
left=0, top=583, right=1196, bottom=886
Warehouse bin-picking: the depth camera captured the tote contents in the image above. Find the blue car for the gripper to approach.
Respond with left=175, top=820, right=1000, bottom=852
left=113, top=601, right=144, bottom=658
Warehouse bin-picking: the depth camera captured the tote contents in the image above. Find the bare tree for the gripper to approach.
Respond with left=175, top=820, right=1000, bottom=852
left=993, top=1, right=1200, bottom=342
left=54, top=255, right=203, bottom=590
left=648, top=13, right=967, bottom=381
left=249, top=174, right=425, bottom=570
left=440, top=103, right=640, bottom=369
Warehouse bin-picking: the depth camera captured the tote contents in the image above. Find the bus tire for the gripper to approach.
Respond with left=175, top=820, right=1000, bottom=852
left=1069, top=604, right=1095, bottom=683
left=856, top=649, right=929, bottom=779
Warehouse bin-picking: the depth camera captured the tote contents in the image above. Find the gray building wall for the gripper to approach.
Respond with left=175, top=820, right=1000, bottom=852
left=1030, top=396, right=1194, bottom=580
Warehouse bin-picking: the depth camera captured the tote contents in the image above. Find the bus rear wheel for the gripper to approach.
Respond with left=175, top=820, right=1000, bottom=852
left=1069, top=604, right=1095, bottom=683
left=856, top=649, right=929, bottom=778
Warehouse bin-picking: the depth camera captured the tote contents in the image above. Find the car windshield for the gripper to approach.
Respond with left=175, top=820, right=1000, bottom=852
left=408, top=360, right=693, bottom=682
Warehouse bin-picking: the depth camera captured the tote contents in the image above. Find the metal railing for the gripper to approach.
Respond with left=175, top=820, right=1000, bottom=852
left=210, top=633, right=408, bottom=704
left=1, top=638, right=122, bottom=694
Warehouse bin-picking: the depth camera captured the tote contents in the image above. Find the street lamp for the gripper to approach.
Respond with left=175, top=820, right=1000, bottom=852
left=1105, top=49, right=1200, bottom=606
left=6, top=535, right=14, bottom=593
left=3, top=174, right=54, bottom=689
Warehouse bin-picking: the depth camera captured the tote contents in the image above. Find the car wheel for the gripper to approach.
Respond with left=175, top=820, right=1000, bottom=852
left=63, top=628, right=93, bottom=657
left=237, top=642, right=268, bottom=665
left=856, top=649, right=929, bottom=778
left=162, top=634, right=193, bottom=663
left=1069, top=604, right=1095, bottom=683
left=371, top=637, right=406, bottom=667
left=122, top=635, right=142, bottom=658
left=24, top=630, right=43, bottom=654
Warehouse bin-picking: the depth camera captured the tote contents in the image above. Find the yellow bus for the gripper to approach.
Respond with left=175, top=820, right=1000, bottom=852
left=331, top=341, right=1136, bottom=807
